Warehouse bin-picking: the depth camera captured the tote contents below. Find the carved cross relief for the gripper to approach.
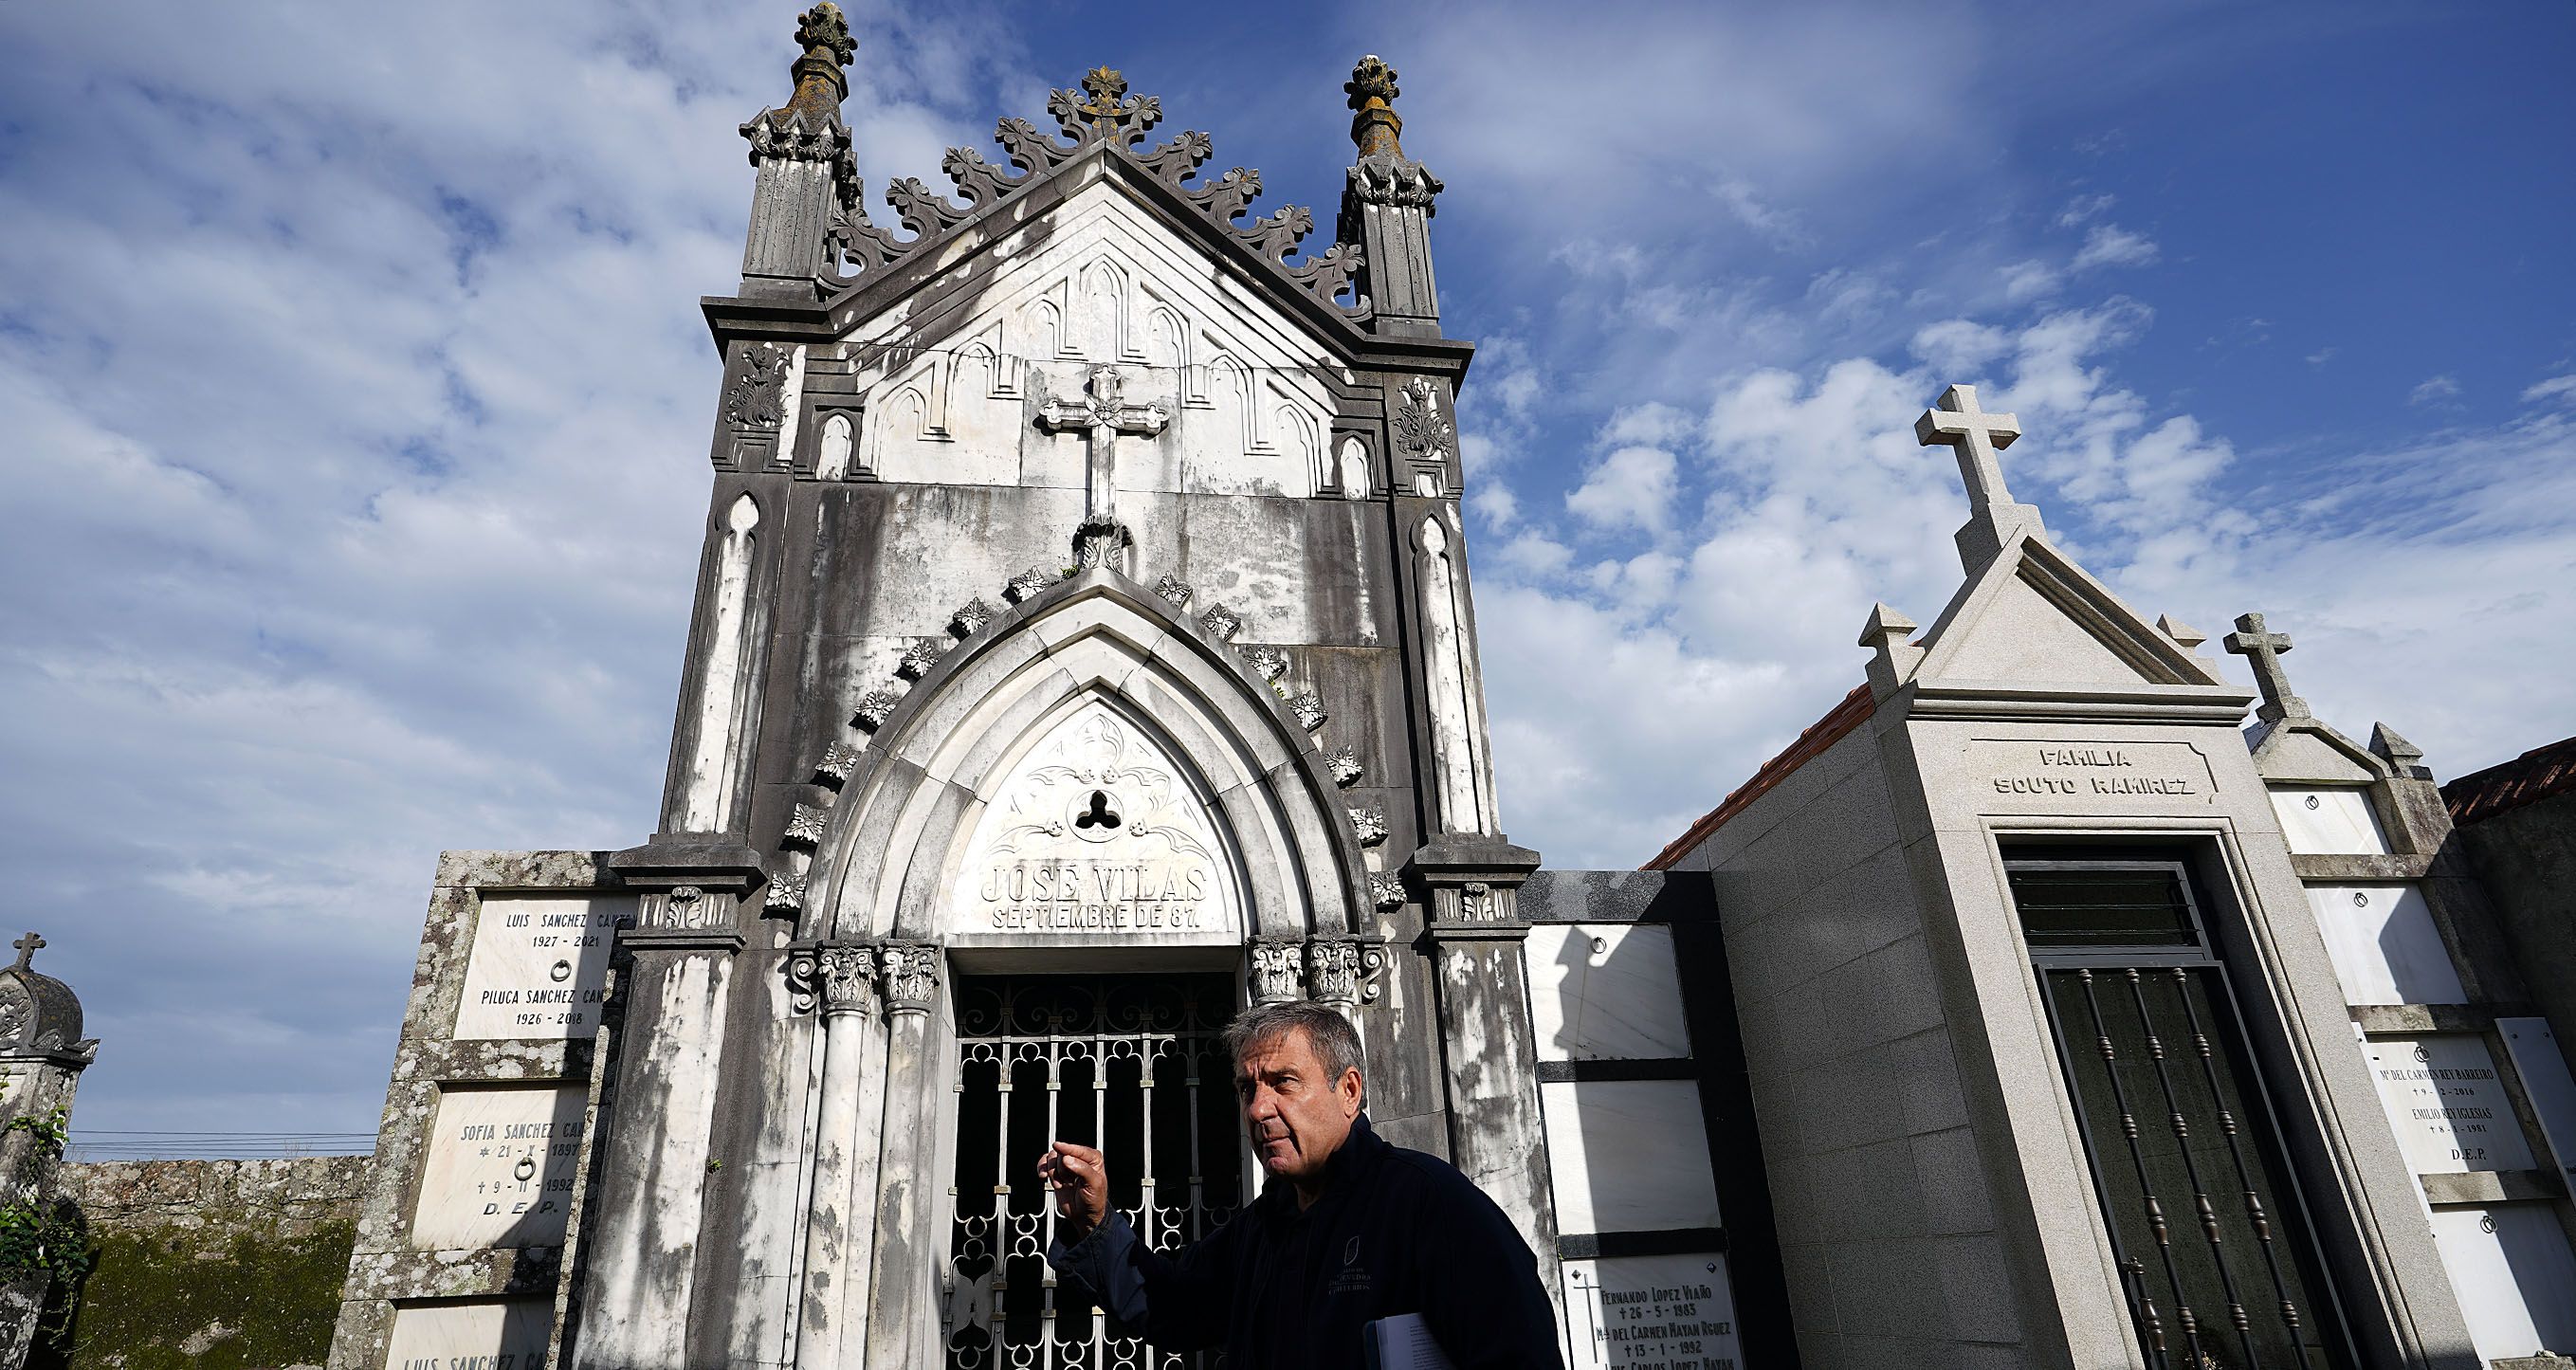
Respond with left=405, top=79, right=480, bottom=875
left=1037, top=365, right=1169, bottom=563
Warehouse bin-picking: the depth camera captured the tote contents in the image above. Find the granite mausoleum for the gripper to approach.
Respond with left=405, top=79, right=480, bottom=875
left=312, top=9, right=2576, bottom=1369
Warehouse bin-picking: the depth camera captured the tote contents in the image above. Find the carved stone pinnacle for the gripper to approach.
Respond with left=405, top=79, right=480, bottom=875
left=1346, top=55, right=1404, bottom=157
left=785, top=4, right=856, bottom=120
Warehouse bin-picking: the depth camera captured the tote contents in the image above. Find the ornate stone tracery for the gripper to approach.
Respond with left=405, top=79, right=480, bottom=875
left=813, top=66, right=1368, bottom=316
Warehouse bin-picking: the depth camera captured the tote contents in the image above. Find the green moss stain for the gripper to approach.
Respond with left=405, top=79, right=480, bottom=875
left=33, top=1215, right=355, bottom=1370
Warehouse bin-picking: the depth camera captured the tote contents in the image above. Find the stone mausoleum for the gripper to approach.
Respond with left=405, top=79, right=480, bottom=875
left=321, top=8, right=2576, bottom=1369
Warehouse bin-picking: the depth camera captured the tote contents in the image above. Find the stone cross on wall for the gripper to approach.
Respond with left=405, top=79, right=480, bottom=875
left=2223, top=612, right=2310, bottom=723
left=1914, top=382, right=2044, bottom=571
left=1038, top=366, right=1168, bottom=564
left=10, top=932, right=41, bottom=971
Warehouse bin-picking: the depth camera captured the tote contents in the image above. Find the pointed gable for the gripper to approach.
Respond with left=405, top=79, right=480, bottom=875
left=1912, top=532, right=2227, bottom=691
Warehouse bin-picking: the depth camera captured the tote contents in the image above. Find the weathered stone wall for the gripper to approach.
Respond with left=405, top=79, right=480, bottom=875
left=63, top=1156, right=373, bottom=1237
left=37, top=1156, right=370, bottom=1370
left=2455, top=788, right=2576, bottom=1050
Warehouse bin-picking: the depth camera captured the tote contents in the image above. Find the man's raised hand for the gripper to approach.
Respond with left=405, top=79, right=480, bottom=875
left=1036, top=1141, right=1107, bottom=1238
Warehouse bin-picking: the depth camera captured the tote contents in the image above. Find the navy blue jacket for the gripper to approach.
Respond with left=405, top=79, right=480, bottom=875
left=1046, top=1114, right=1564, bottom=1369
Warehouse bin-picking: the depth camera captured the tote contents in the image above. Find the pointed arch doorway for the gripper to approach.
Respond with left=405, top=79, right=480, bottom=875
left=782, top=570, right=1379, bottom=1368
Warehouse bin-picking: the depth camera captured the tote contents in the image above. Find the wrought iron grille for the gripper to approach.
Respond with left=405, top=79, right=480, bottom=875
left=2012, top=858, right=2356, bottom=1370
left=943, top=974, right=1242, bottom=1370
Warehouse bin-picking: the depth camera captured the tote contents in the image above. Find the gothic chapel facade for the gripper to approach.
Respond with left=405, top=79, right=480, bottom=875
left=330, top=8, right=2576, bottom=1370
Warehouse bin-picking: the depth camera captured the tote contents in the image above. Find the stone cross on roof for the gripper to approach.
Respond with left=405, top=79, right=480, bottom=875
left=11, top=932, right=42, bottom=971
left=1038, top=366, right=1169, bottom=566
left=2223, top=612, right=2309, bottom=722
left=1914, top=384, right=2020, bottom=509
left=1914, top=383, right=2045, bottom=571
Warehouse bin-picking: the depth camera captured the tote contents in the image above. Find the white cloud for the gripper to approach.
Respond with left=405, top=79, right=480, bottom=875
left=1912, top=319, right=2013, bottom=374
left=2001, top=259, right=2063, bottom=302
left=2521, top=374, right=2576, bottom=406
left=2071, top=223, right=2160, bottom=271
left=1566, top=445, right=1682, bottom=534
left=2411, top=374, right=2463, bottom=406
left=2056, top=192, right=2117, bottom=227
left=2307, top=346, right=2338, bottom=366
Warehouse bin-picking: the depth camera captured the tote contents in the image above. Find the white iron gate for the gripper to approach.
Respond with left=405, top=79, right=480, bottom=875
left=943, top=973, right=1242, bottom=1370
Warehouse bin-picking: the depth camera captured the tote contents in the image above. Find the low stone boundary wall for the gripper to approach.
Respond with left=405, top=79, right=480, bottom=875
left=62, top=1155, right=374, bottom=1236
left=33, top=1156, right=375, bottom=1369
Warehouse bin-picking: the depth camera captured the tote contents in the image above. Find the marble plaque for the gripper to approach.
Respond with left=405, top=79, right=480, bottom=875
left=2269, top=786, right=2390, bottom=855
left=2363, top=1036, right=2534, bottom=1174
left=452, top=894, right=624, bottom=1040
left=2427, top=1203, right=2576, bottom=1361
left=411, top=1086, right=585, bottom=1250
left=1526, top=924, right=1692, bottom=1062
left=2307, top=884, right=2464, bottom=1007
left=943, top=703, right=1241, bottom=944
left=1563, top=1253, right=1741, bottom=1370
left=1542, top=1080, right=1723, bottom=1235
left=1965, top=738, right=2215, bottom=807
left=385, top=1300, right=552, bottom=1370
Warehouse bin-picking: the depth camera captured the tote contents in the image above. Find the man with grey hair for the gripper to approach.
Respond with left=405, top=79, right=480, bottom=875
left=1041, top=999, right=1563, bottom=1367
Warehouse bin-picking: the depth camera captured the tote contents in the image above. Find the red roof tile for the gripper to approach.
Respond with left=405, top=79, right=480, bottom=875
left=1644, top=683, right=1876, bottom=870
left=2444, top=734, right=2576, bottom=826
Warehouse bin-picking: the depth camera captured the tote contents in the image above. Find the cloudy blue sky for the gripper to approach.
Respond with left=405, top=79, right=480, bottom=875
left=4, top=2, right=2571, bottom=1145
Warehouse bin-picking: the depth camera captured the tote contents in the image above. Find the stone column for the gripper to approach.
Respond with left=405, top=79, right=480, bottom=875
left=1408, top=841, right=1562, bottom=1322
left=569, top=848, right=758, bottom=1370
left=860, top=943, right=943, bottom=1367
left=790, top=943, right=885, bottom=1369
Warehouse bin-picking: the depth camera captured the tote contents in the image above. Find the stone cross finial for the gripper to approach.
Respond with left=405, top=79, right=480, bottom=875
left=1069, top=67, right=1153, bottom=144
left=1914, top=384, right=2021, bottom=510
left=1914, top=383, right=2044, bottom=571
left=10, top=932, right=42, bottom=971
left=1038, top=366, right=1169, bottom=562
left=1347, top=55, right=1405, bottom=157
left=2222, top=612, right=2308, bottom=722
